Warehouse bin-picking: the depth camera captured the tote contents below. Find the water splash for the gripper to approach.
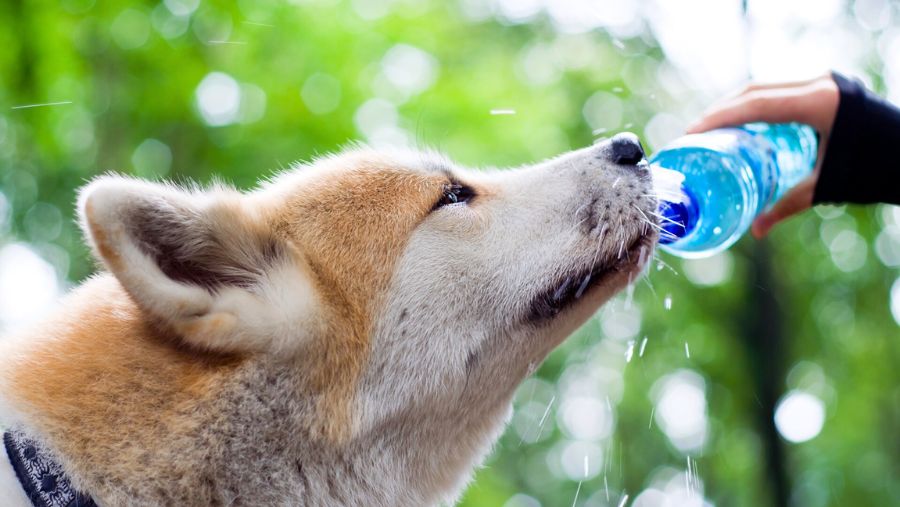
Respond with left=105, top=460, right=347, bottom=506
left=685, top=456, right=701, bottom=497
left=532, top=396, right=555, bottom=442
left=11, top=101, right=72, bottom=110
left=624, top=279, right=635, bottom=310
left=571, top=481, right=582, bottom=507
left=686, top=456, right=693, bottom=496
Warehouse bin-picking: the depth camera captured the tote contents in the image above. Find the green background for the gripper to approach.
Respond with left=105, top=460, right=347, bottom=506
left=0, top=1, right=898, bottom=506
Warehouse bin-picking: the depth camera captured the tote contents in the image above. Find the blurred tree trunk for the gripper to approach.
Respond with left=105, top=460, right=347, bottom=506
left=740, top=241, right=791, bottom=507
left=737, top=2, right=791, bottom=504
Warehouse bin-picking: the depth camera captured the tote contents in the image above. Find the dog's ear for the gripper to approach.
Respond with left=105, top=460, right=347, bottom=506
left=78, top=175, right=321, bottom=354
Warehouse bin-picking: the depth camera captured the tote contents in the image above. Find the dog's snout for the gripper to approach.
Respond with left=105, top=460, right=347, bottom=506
left=609, top=132, right=645, bottom=166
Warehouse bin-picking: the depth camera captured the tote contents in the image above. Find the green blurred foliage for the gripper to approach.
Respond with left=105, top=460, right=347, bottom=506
left=0, top=1, right=898, bottom=506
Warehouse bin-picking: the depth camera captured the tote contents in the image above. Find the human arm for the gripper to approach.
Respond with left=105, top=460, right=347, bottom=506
left=687, top=72, right=900, bottom=237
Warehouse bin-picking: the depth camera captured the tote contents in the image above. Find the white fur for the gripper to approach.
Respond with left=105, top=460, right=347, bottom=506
left=78, top=176, right=324, bottom=354
left=0, top=141, right=656, bottom=505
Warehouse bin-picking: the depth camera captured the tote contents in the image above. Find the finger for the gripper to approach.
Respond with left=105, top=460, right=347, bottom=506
left=687, top=89, right=820, bottom=134
left=690, top=73, right=833, bottom=133
left=750, top=177, right=816, bottom=238
left=736, top=74, right=827, bottom=96
left=688, top=77, right=838, bottom=135
left=685, top=95, right=765, bottom=133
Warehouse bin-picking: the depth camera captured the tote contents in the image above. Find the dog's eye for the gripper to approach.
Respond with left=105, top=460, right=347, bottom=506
left=435, top=183, right=475, bottom=209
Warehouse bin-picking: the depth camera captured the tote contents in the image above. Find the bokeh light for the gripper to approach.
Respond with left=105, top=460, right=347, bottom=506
left=132, top=139, right=173, bottom=178
left=110, top=8, right=151, bottom=50
left=195, top=72, right=242, bottom=127
left=652, top=370, right=709, bottom=453
left=890, top=277, right=900, bottom=326
left=379, top=44, right=439, bottom=101
left=163, top=0, right=200, bottom=17
left=774, top=391, right=826, bottom=443
left=0, top=244, right=60, bottom=332
left=353, top=98, right=408, bottom=147
left=302, top=73, right=343, bottom=115
left=682, top=252, right=734, bottom=287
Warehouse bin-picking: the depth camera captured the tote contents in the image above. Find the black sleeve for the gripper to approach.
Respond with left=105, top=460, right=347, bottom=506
left=812, top=71, right=900, bottom=205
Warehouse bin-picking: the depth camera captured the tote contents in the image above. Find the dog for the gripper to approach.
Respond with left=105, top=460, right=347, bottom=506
left=0, top=134, right=656, bottom=506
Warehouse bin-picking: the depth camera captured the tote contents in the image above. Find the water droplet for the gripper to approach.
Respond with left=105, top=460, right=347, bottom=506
left=639, top=336, right=648, bottom=357
left=624, top=278, right=635, bottom=309
left=656, top=262, right=665, bottom=271
left=663, top=295, right=672, bottom=310
left=684, top=341, right=691, bottom=358
left=713, top=226, right=722, bottom=235
left=625, top=340, right=635, bottom=362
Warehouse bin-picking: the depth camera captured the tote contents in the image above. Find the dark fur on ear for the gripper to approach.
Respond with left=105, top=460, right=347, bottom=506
left=77, top=175, right=322, bottom=354
left=128, top=198, right=282, bottom=291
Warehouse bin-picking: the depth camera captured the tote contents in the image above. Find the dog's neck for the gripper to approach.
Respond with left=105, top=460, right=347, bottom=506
left=0, top=276, right=512, bottom=505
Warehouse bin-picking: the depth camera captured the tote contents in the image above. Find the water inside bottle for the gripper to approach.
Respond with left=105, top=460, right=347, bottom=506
left=649, top=123, right=817, bottom=258
left=650, top=143, right=758, bottom=257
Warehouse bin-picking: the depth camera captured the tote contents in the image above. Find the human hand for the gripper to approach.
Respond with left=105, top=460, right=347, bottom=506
left=686, top=74, right=840, bottom=238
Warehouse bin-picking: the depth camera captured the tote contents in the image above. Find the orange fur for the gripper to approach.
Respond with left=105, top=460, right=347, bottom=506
left=268, top=157, right=448, bottom=439
left=7, top=276, right=244, bottom=495
left=10, top=155, right=453, bottom=453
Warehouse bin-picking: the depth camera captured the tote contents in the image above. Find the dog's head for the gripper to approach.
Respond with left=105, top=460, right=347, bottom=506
left=78, top=137, right=656, bottom=442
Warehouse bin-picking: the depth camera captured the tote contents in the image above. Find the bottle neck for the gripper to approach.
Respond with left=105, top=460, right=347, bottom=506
left=657, top=185, right=698, bottom=244
left=650, top=165, right=696, bottom=244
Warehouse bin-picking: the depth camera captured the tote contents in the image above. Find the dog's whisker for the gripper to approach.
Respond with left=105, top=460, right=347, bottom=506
left=647, top=210, right=684, bottom=227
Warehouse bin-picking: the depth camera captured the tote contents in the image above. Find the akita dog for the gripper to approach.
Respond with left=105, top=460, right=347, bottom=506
left=0, top=133, right=656, bottom=506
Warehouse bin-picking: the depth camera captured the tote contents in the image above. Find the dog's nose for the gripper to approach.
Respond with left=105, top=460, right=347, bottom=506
left=610, top=132, right=645, bottom=165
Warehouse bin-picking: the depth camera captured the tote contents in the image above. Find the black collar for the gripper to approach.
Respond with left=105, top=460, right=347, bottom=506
left=3, top=431, right=96, bottom=507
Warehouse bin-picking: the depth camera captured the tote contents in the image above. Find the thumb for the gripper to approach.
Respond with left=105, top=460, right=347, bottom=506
left=751, top=176, right=816, bottom=238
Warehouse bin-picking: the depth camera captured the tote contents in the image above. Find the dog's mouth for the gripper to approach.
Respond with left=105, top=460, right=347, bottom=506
left=527, top=232, right=655, bottom=323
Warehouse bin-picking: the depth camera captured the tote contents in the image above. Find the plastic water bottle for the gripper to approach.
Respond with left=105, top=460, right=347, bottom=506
left=650, top=123, right=818, bottom=258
